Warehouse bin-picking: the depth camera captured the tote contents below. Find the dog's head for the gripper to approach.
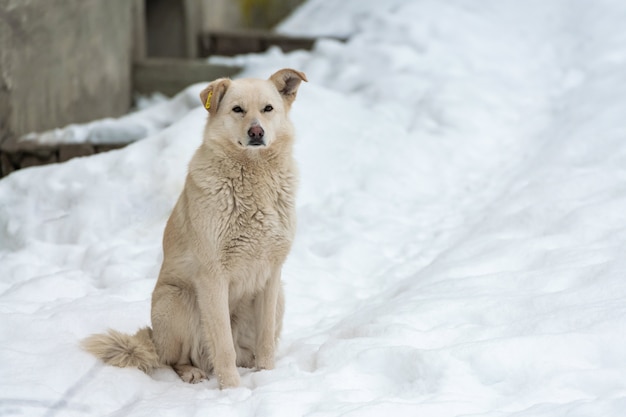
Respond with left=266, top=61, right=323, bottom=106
left=199, top=68, right=307, bottom=149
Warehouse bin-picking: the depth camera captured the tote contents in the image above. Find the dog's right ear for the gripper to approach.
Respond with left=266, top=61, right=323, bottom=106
left=199, top=78, right=231, bottom=115
left=269, top=69, right=307, bottom=108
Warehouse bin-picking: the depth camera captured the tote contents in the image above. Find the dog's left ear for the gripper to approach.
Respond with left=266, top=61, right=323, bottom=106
left=199, top=78, right=231, bottom=115
left=269, top=69, right=308, bottom=107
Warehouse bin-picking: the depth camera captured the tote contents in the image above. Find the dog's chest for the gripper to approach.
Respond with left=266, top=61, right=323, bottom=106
left=214, top=167, right=295, bottom=264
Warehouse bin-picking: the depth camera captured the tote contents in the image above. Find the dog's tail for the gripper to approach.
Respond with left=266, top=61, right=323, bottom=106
left=81, top=327, right=160, bottom=373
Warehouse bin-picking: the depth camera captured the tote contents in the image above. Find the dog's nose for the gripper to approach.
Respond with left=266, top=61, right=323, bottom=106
left=247, top=125, right=265, bottom=146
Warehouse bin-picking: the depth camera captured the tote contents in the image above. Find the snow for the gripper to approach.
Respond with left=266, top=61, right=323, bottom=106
left=2, top=0, right=626, bottom=416
left=21, top=91, right=195, bottom=145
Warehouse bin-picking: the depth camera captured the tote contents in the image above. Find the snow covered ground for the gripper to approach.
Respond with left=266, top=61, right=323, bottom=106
left=2, top=0, right=626, bottom=415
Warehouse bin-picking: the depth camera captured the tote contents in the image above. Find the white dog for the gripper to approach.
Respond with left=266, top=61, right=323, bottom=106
left=83, top=68, right=307, bottom=389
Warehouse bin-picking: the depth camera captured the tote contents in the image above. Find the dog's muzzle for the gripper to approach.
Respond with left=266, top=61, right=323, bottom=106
left=247, top=125, right=265, bottom=147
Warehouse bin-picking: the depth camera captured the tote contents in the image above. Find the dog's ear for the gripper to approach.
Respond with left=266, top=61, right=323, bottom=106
left=269, top=69, right=308, bottom=107
left=199, top=78, right=231, bottom=115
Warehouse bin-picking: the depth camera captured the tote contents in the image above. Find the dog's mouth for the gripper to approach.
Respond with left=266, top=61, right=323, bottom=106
left=237, top=140, right=266, bottom=148
left=248, top=138, right=265, bottom=147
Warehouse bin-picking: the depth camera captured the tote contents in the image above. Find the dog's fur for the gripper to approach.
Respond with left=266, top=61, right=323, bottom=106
left=82, top=68, right=306, bottom=389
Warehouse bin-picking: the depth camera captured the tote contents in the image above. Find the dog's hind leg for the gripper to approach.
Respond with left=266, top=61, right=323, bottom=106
left=151, top=282, right=208, bottom=383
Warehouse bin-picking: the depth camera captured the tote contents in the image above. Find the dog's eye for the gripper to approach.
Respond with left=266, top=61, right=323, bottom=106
left=263, top=105, right=273, bottom=113
left=232, top=106, right=244, bottom=113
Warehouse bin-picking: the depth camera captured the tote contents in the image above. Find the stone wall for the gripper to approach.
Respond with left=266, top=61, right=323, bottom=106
left=0, top=0, right=134, bottom=146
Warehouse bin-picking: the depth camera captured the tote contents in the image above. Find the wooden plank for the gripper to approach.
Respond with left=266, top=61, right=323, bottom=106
left=0, top=136, right=127, bottom=176
left=133, top=59, right=242, bottom=96
left=58, top=144, right=95, bottom=163
left=199, top=29, right=346, bottom=57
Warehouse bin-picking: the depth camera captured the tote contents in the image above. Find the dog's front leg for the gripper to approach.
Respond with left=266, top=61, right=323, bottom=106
left=254, top=268, right=281, bottom=370
left=196, top=272, right=240, bottom=389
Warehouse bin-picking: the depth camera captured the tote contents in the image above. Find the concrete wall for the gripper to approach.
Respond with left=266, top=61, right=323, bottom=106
left=0, top=0, right=134, bottom=145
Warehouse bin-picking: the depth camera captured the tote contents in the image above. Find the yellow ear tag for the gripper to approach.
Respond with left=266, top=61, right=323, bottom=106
left=205, top=91, right=213, bottom=110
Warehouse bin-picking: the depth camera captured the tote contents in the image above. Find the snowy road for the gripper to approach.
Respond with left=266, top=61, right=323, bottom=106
left=1, top=1, right=626, bottom=416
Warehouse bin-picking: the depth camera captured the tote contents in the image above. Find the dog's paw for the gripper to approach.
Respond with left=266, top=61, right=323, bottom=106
left=173, top=364, right=207, bottom=384
left=216, top=368, right=241, bottom=389
left=255, top=354, right=275, bottom=371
